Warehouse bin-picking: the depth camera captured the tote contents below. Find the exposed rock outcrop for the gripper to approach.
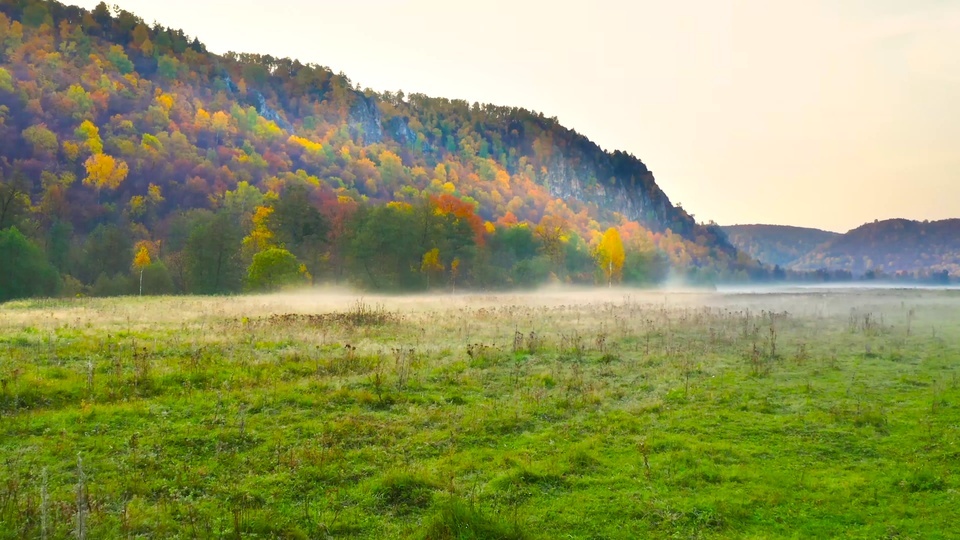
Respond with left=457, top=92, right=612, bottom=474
left=348, top=93, right=383, bottom=143
left=252, top=90, right=293, bottom=132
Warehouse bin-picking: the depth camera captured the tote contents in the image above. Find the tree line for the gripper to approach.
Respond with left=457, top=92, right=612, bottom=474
left=1, top=175, right=673, bottom=301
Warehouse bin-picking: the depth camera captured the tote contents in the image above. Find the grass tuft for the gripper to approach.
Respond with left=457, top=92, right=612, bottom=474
left=373, top=472, right=440, bottom=513
left=420, top=498, right=526, bottom=540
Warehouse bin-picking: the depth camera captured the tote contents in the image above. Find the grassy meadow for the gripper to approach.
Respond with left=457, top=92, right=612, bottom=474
left=1, top=287, right=959, bottom=539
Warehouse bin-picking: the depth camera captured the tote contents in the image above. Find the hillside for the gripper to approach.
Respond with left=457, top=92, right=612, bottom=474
left=789, top=219, right=960, bottom=278
left=722, top=224, right=838, bottom=267
left=0, top=0, right=747, bottom=299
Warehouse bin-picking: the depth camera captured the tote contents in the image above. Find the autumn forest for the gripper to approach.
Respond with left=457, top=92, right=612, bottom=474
left=0, top=0, right=776, bottom=301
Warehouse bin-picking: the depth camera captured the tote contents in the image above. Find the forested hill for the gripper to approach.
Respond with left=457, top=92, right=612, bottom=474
left=0, top=0, right=746, bottom=299
left=722, top=224, right=839, bottom=267
left=789, top=219, right=960, bottom=279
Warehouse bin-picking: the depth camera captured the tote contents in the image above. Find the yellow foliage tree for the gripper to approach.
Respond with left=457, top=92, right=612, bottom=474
left=133, top=245, right=152, bottom=269
left=194, top=108, right=211, bottom=130
left=62, top=140, right=80, bottom=161
left=421, top=248, right=444, bottom=288
left=210, top=111, right=232, bottom=143
left=139, top=37, right=154, bottom=57
left=133, top=245, right=152, bottom=296
left=128, top=195, right=146, bottom=219
left=289, top=134, right=323, bottom=153
left=596, top=227, right=625, bottom=286
left=147, top=183, right=164, bottom=205
left=536, top=215, right=568, bottom=273
left=155, top=92, right=174, bottom=112
left=243, top=205, right=275, bottom=253
left=75, top=120, right=102, bottom=155
left=83, top=153, right=128, bottom=192
left=432, top=163, right=447, bottom=184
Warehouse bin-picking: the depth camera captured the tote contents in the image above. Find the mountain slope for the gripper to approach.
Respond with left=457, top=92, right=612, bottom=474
left=0, top=0, right=745, bottom=296
left=722, top=224, right=838, bottom=267
left=789, top=219, right=960, bottom=277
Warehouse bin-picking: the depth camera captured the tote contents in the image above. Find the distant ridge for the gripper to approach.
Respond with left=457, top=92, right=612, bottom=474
left=789, top=218, right=960, bottom=278
left=722, top=224, right=839, bottom=267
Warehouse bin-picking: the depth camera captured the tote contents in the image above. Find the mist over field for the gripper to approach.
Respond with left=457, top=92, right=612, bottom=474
left=3, top=285, right=960, bottom=538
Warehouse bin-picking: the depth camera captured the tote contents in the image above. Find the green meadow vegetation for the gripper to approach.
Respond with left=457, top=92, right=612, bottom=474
left=1, top=287, right=958, bottom=538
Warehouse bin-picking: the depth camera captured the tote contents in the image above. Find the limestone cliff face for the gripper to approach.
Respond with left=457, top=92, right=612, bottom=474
left=537, top=143, right=739, bottom=255
left=385, top=115, right=418, bottom=146
left=221, top=73, right=294, bottom=132
left=540, top=146, right=676, bottom=234
left=347, top=92, right=734, bottom=254
left=253, top=91, right=293, bottom=132
left=348, top=93, right=383, bottom=143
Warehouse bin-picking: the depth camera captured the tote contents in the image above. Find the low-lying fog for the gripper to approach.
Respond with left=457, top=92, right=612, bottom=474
left=4, top=284, right=956, bottom=332
left=240, top=282, right=959, bottom=321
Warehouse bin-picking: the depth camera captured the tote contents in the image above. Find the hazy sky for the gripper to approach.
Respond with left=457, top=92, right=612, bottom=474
left=73, top=0, right=960, bottom=232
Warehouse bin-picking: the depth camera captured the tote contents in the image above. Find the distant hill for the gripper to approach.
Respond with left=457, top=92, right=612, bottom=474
left=789, top=219, right=960, bottom=277
left=722, top=224, right=839, bottom=267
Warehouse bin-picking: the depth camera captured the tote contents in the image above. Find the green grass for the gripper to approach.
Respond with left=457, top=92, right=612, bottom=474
left=0, top=289, right=958, bottom=538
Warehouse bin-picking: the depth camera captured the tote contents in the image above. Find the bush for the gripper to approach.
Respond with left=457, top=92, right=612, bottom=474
left=59, top=275, right=87, bottom=297
left=91, top=273, right=131, bottom=297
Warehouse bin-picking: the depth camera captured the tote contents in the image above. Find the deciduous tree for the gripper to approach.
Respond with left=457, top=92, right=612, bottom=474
left=596, top=227, right=625, bottom=286
left=420, top=247, right=443, bottom=287
left=184, top=210, right=243, bottom=294
left=0, top=227, right=60, bottom=301
left=0, top=169, right=30, bottom=230
left=247, top=247, right=302, bottom=291
left=133, top=244, right=151, bottom=295
left=83, top=153, right=128, bottom=193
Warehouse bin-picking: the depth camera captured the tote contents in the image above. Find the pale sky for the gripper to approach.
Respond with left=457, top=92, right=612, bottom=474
left=73, top=0, right=960, bottom=232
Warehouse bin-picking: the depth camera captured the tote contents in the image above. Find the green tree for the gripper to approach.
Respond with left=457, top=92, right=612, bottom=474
left=0, top=227, right=60, bottom=301
left=140, top=262, right=175, bottom=295
left=623, top=248, right=669, bottom=286
left=269, top=182, right=328, bottom=280
left=222, top=181, right=264, bottom=222
left=0, top=170, right=30, bottom=231
left=563, top=232, right=596, bottom=282
left=157, top=55, right=180, bottom=80
left=46, top=219, right=74, bottom=274
left=106, top=44, right=134, bottom=74
left=81, top=224, right=133, bottom=284
left=0, top=67, right=13, bottom=93
left=345, top=199, right=476, bottom=291
left=184, top=211, right=244, bottom=294
left=490, top=225, right=540, bottom=269
left=247, top=248, right=302, bottom=291
left=346, top=204, right=421, bottom=290
left=21, top=2, right=50, bottom=27
left=22, top=124, right=58, bottom=158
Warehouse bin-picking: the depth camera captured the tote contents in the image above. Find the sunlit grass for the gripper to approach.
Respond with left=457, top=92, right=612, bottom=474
left=1, top=287, right=958, bottom=538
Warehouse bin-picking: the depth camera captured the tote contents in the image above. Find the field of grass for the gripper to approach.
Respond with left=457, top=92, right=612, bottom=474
left=1, top=287, right=959, bottom=539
